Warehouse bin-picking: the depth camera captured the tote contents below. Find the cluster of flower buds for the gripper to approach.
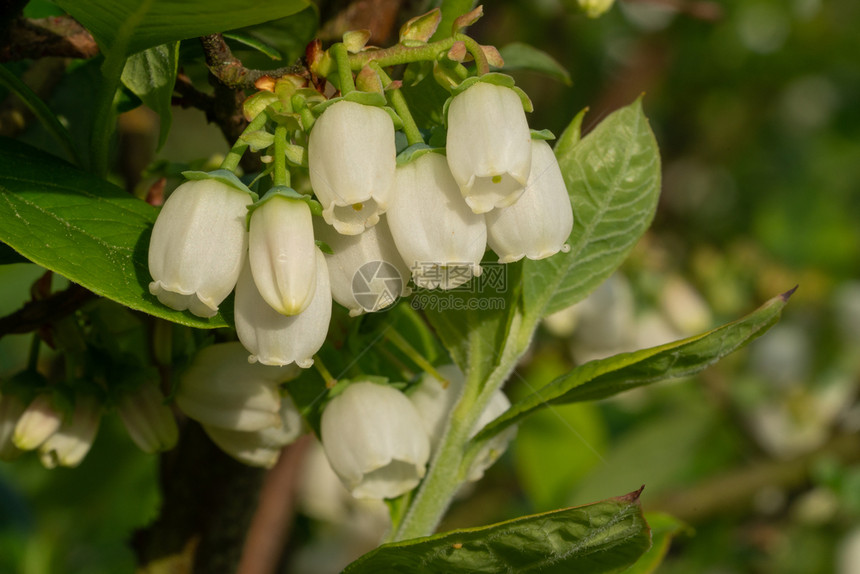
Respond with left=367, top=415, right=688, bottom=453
left=146, top=7, right=573, bottom=370
left=0, top=370, right=178, bottom=468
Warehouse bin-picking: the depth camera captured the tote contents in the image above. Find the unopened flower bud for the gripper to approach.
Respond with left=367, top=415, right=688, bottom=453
left=116, top=382, right=178, bottom=454
left=13, top=393, right=62, bottom=451
left=0, top=393, right=28, bottom=460
left=175, top=342, right=299, bottom=431
left=321, top=382, right=430, bottom=499
left=38, top=394, right=102, bottom=469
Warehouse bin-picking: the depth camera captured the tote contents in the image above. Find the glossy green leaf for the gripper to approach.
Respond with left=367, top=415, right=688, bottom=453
left=477, top=289, right=793, bottom=441
left=0, top=138, right=229, bottom=329
left=498, top=42, right=572, bottom=85
left=420, top=259, right=522, bottom=385
left=53, top=0, right=310, bottom=58
left=523, top=98, right=661, bottom=323
left=344, top=490, right=651, bottom=574
left=120, top=42, right=178, bottom=150
left=625, top=513, right=688, bottom=574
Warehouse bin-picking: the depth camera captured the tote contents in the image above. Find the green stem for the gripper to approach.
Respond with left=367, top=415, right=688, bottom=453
left=384, top=330, right=447, bottom=386
left=26, top=333, right=41, bottom=373
left=368, top=62, right=423, bottom=146
left=391, top=312, right=528, bottom=541
left=272, top=126, right=289, bottom=187
left=0, top=64, right=83, bottom=166
left=291, top=94, right=316, bottom=132
left=219, top=112, right=269, bottom=172
left=348, top=37, right=459, bottom=70
left=331, top=43, right=355, bottom=95
left=313, top=355, right=337, bottom=388
left=454, top=34, right=490, bottom=76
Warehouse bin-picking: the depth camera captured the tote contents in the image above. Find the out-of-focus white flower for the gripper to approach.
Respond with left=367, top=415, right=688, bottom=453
left=0, top=393, right=28, bottom=460
left=116, top=382, right=178, bottom=454
left=467, top=389, right=516, bottom=482
left=202, top=392, right=304, bottom=468
left=569, top=273, right=636, bottom=362
left=446, top=81, right=531, bottom=214
left=838, top=527, right=860, bottom=574
left=234, top=249, right=332, bottom=368
left=314, top=215, right=411, bottom=316
left=308, top=101, right=395, bottom=235
left=542, top=305, right=581, bottom=338
left=320, top=382, right=430, bottom=499
left=408, top=364, right=516, bottom=482
left=486, top=140, right=572, bottom=263
left=148, top=178, right=252, bottom=318
left=13, top=393, right=62, bottom=451
left=248, top=195, right=317, bottom=316
left=659, top=275, right=712, bottom=335
left=38, top=394, right=102, bottom=469
left=579, top=0, right=615, bottom=18
left=388, top=153, right=486, bottom=290
left=175, top=342, right=299, bottom=431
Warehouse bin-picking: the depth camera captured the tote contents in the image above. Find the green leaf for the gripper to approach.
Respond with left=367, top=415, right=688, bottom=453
left=120, top=42, right=178, bottom=150
left=498, top=42, right=572, bottom=86
left=223, top=32, right=283, bottom=60
left=523, top=98, right=661, bottom=324
left=54, top=0, right=311, bottom=58
left=430, top=0, right=479, bottom=41
left=420, top=259, right=522, bottom=385
left=344, top=490, right=651, bottom=574
left=477, top=289, right=793, bottom=441
left=624, top=513, right=689, bottom=574
left=554, top=107, right=587, bottom=160
left=0, top=137, right=229, bottom=329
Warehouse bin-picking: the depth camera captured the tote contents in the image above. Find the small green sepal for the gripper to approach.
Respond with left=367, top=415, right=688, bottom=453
left=182, top=169, right=258, bottom=200
left=396, top=143, right=445, bottom=166
left=315, top=239, right=334, bottom=255
left=530, top=128, right=556, bottom=141
left=443, top=72, right=534, bottom=124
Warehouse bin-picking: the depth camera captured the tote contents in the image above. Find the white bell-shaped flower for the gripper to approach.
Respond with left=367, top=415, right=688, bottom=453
left=235, top=249, right=332, bottom=368
left=148, top=178, right=252, bottom=318
left=38, top=394, right=102, bottom=469
left=202, top=392, right=304, bottom=468
left=116, top=382, right=178, bottom=454
left=466, top=389, right=516, bottom=482
left=175, top=342, right=299, bottom=432
left=486, top=140, right=573, bottom=263
left=308, top=101, right=396, bottom=235
left=408, top=364, right=516, bottom=482
left=0, top=393, right=28, bottom=460
left=320, top=382, right=430, bottom=499
left=13, top=393, right=62, bottom=451
left=388, top=153, right=487, bottom=290
left=446, top=81, right=532, bottom=214
left=314, top=215, right=412, bottom=316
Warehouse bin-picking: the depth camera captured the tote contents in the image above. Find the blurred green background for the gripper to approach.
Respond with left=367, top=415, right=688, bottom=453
left=1, top=0, right=859, bottom=572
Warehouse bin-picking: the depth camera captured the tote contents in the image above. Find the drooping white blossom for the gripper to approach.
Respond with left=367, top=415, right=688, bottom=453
left=387, top=153, right=486, bottom=290
left=175, top=342, right=299, bottom=432
left=202, top=392, right=304, bottom=468
left=38, top=394, right=102, bottom=469
left=116, top=382, right=179, bottom=454
left=408, top=364, right=516, bottom=482
left=249, top=195, right=317, bottom=316
left=446, top=81, right=532, bottom=214
left=234, top=249, right=332, bottom=368
left=314, top=215, right=411, bottom=316
left=308, top=101, right=396, bottom=235
left=148, top=178, right=252, bottom=318
left=486, top=140, right=573, bottom=263
left=320, top=382, right=430, bottom=499
left=13, top=393, right=62, bottom=451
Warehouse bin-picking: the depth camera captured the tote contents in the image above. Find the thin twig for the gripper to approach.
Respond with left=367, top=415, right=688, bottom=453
left=0, top=16, right=99, bottom=62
